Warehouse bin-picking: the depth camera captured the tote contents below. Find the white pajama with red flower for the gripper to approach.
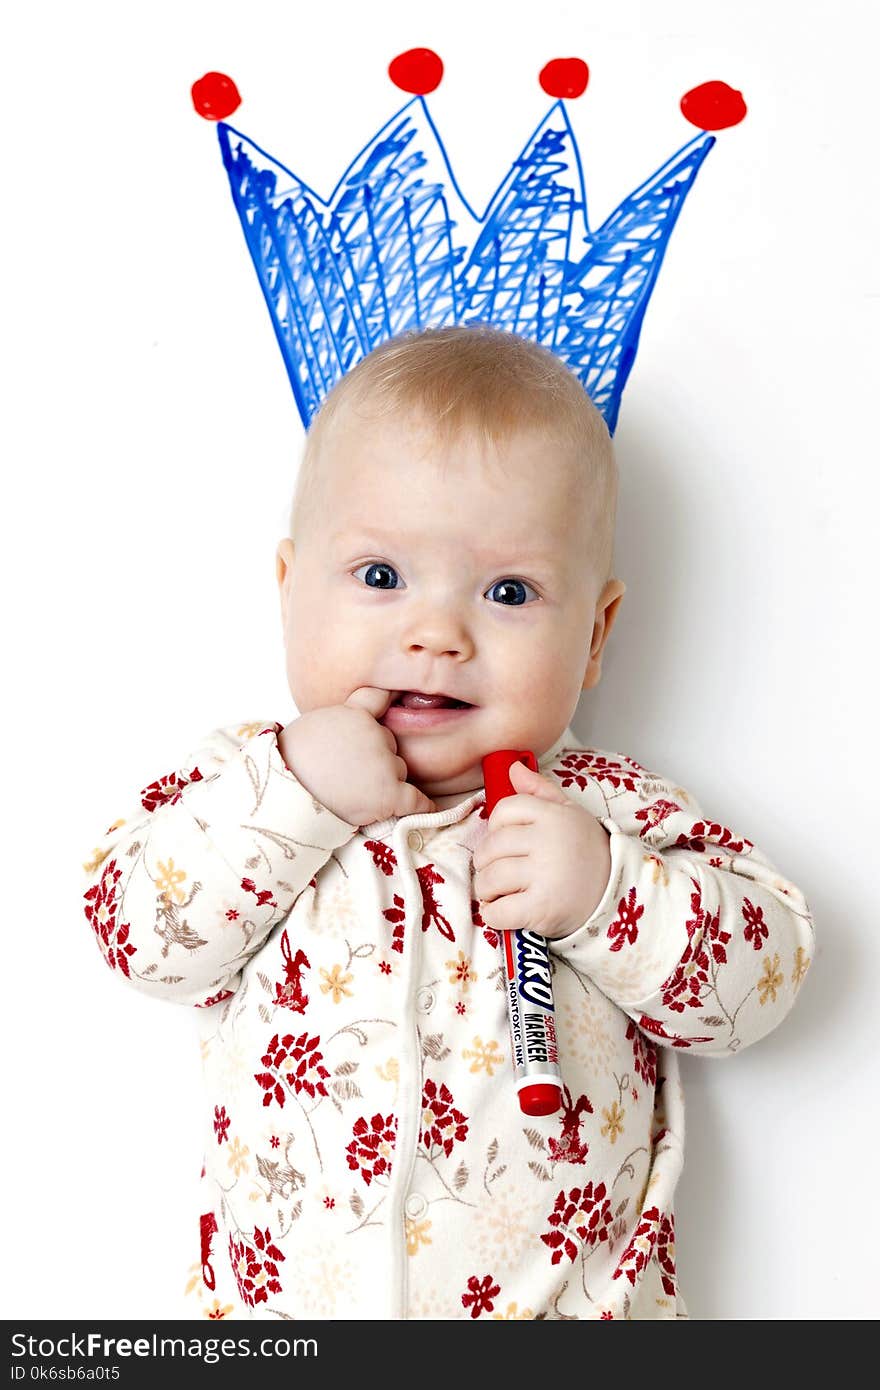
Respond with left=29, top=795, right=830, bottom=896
left=83, top=722, right=814, bottom=1319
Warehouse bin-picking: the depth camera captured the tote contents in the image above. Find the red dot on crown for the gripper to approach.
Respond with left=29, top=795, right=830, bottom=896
left=539, top=58, right=589, bottom=99
left=187, top=58, right=746, bottom=134
left=191, top=71, right=242, bottom=120
left=681, top=80, right=747, bottom=129
left=388, top=48, right=444, bottom=94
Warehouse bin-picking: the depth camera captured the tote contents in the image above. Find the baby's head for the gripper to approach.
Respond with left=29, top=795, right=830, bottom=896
left=276, top=325, right=625, bottom=803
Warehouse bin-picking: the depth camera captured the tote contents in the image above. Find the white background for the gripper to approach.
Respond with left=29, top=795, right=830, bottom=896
left=3, top=0, right=876, bottom=1319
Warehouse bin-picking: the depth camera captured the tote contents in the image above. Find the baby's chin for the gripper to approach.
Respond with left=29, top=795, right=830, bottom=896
left=411, top=763, right=486, bottom=803
left=398, top=742, right=487, bottom=800
left=405, top=738, right=542, bottom=804
left=389, top=711, right=557, bottom=798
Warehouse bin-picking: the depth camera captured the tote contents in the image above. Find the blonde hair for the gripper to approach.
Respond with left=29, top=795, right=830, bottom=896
left=289, top=324, right=618, bottom=582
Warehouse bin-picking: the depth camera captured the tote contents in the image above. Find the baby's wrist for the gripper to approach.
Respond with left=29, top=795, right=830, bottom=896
left=577, top=822, right=612, bottom=928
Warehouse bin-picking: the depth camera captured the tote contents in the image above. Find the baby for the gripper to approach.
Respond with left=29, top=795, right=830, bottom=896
left=83, top=324, right=814, bottom=1320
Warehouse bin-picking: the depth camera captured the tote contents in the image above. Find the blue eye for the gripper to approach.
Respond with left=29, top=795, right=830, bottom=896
left=486, top=578, right=538, bottom=606
left=354, top=561, right=402, bottom=590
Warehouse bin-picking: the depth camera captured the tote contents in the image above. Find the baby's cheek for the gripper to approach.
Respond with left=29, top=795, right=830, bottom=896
left=287, top=651, right=343, bottom=711
left=284, top=618, right=334, bottom=707
left=284, top=606, right=373, bottom=711
left=511, top=635, right=572, bottom=705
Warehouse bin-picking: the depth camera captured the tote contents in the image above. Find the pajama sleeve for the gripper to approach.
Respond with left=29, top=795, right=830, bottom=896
left=82, top=720, right=357, bottom=1007
left=550, top=759, right=815, bottom=1056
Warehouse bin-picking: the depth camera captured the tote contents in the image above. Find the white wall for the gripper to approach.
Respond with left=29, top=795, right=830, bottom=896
left=3, top=0, right=875, bottom=1318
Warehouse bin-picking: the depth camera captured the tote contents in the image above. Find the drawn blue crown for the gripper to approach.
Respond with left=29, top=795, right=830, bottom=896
left=214, top=69, right=732, bottom=436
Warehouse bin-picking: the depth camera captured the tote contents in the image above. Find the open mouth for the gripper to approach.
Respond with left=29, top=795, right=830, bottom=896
left=390, top=690, right=473, bottom=710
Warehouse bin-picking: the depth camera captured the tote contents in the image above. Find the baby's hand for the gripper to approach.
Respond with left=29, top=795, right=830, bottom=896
left=278, top=688, right=437, bottom=826
left=472, top=760, right=612, bottom=939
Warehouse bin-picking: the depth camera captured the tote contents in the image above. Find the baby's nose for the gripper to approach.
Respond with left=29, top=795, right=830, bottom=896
left=402, top=606, right=475, bottom=660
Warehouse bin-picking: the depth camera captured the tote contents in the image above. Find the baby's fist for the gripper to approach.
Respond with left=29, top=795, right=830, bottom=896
left=278, top=689, right=436, bottom=827
left=473, top=761, right=612, bottom=939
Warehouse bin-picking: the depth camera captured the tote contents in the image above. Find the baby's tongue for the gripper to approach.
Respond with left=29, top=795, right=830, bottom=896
left=398, top=691, right=453, bottom=709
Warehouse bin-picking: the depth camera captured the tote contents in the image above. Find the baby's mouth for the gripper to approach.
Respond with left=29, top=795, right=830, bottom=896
left=391, top=690, right=474, bottom=710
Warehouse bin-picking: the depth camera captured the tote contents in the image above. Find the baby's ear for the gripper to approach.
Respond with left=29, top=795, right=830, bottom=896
left=276, top=538, right=296, bottom=622
left=582, top=578, right=625, bottom=691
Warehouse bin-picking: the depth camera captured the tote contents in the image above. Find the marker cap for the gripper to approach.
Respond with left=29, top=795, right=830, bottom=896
left=519, top=1083, right=564, bottom=1117
left=483, top=749, right=539, bottom=809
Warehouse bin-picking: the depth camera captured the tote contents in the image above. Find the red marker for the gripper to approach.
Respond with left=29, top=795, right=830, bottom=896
left=482, top=750, right=563, bottom=1117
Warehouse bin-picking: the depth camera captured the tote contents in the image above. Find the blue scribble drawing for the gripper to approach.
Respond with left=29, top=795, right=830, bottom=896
left=217, top=95, right=715, bottom=435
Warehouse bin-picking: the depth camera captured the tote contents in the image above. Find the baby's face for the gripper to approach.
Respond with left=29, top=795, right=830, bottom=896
left=277, top=408, right=622, bottom=802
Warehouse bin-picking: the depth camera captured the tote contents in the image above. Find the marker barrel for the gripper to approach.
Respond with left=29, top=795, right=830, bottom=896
left=482, top=750, right=563, bottom=1117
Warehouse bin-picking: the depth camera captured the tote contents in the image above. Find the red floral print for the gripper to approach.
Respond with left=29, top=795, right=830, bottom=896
left=195, top=989, right=234, bottom=1008
left=104, top=921, right=136, bottom=977
left=364, top=839, right=397, bottom=876
left=659, top=877, right=730, bottom=1012
left=541, top=1182, right=613, bottom=1264
left=672, top=819, right=753, bottom=855
left=228, top=1227, right=285, bottom=1307
left=547, top=1087, right=592, bottom=1165
left=625, top=1020, right=657, bottom=1087
left=607, top=886, right=645, bottom=952
left=382, top=894, right=406, bottom=954
left=742, top=897, right=769, bottom=950
left=656, top=1212, right=676, bottom=1296
left=345, top=1112, right=398, bottom=1185
left=200, top=1211, right=218, bottom=1290
left=613, top=1206, right=676, bottom=1296
left=470, top=897, right=498, bottom=950
left=417, top=864, right=455, bottom=942
left=83, top=859, right=137, bottom=977
left=554, top=750, right=644, bottom=795
left=241, top=876, right=277, bottom=911
left=213, top=1106, right=230, bottom=1144
left=461, top=1273, right=500, bottom=1318
left=254, top=1032, right=330, bottom=1108
left=637, top=1014, right=713, bottom=1048
left=420, top=1078, right=468, bottom=1158
left=274, top=930, right=310, bottom=1012
left=84, top=858, right=121, bottom=939
left=634, top=798, right=682, bottom=837
left=139, top=766, right=204, bottom=814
